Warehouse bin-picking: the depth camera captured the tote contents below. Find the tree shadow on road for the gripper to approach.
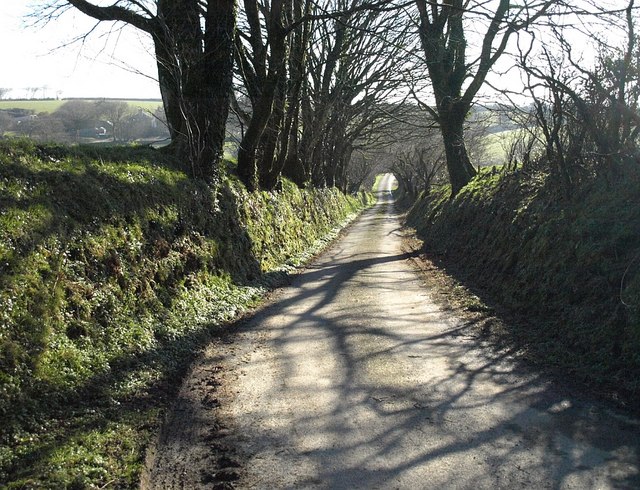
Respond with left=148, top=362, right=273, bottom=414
left=225, top=240, right=640, bottom=489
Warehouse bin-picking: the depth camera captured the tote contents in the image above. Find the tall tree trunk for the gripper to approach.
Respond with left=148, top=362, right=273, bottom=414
left=439, top=103, right=477, bottom=196
left=236, top=0, right=287, bottom=191
left=193, top=0, right=236, bottom=183
left=155, top=44, right=182, bottom=143
left=281, top=104, right=307, bottom=185
left=51, top=0, right=237, bottom=184
left=258, top=74, right=287, bottom=190
left=237, top=94, right=274, bottom=191
left=236, top=61, right=286, bottom=190
left=154, top=0, right=236, bottom=184
left=416, top=0, right=539, bottom=196
left=277, top=0, right=311, bottom=187
left=275, top=96, right=298, bottom=185
left=336, top=143, right=353, bottom=192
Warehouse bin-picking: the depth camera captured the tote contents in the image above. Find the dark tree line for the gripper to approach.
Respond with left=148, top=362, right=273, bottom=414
left=1, top=99, right=167, bottom=143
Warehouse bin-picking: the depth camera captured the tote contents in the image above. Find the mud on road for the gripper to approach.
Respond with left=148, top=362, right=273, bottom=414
left=144, top=175, right=640, bottom=489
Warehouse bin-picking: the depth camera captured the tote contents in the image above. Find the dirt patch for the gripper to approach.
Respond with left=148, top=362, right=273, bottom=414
left=141, top=332, right=247, bottom=489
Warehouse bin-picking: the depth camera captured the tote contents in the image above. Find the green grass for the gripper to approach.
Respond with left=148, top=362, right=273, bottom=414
left=0, top=139, right=371, bottom=488
left=372, top=174, right=381, bottom=192
left=0, top=99, right=163, bottom=114
left=372, top=174, right=385, bottom=192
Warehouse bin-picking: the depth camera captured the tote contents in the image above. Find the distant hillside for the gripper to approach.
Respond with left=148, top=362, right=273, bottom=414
left=0, top=98, right=163, bottom=114
left=0, top=99, right=168, bottom=145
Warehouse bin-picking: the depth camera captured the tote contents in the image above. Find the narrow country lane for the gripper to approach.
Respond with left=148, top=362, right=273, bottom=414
left=145, top=174, right=640, bottom=489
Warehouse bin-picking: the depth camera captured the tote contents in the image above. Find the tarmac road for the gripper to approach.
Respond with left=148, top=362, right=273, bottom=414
left=145, top=174, right=640, bottom=489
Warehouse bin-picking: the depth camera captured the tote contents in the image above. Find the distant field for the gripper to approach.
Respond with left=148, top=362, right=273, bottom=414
left=0, top=99, right=163, bottom=114
left=483, top=129, right=519, bottom=164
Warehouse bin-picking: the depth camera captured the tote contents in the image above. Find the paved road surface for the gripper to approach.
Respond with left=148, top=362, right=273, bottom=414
left=146, top=174, right=640, bottom=489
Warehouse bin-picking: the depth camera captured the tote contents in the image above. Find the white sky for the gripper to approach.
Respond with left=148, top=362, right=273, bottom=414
left=0, top=2, right=161, bottom=99
left=0, top=2, right=626, bottom=103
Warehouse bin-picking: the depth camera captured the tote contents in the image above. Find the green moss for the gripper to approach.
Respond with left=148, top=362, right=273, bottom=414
left=0, top=140, right=371, bottom=487
left=235, top=183, right=363, bottom=272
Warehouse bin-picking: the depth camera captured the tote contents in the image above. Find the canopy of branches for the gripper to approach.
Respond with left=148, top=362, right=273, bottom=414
left=32, top=0, right=640, bottom=196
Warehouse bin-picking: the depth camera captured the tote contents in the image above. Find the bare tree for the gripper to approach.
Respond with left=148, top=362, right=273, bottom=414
left=371, top=104, right=447, bottom=197
left=412, top=0, right=556, bottom=196
left=38, top=0, right=236, bottom=186
left=0, top=88, right=11, bottom=100
left=295, top=0, right=414, bottom=189
left=54, top=99, right=98, bottom=138
left=393, top=145, right=445, bottom=198
left=344, top=150, right=381, bottom=192
left=513, top=0, right=640, bottom=195
left=232, top=0, right=418, bottom=190
left=234, top=0, right=311, bottom=190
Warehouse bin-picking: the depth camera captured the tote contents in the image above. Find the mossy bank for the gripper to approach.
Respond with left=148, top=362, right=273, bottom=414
left=407, top=166, right=640, bottom=408
left=0, top=139, right=372, bottom=488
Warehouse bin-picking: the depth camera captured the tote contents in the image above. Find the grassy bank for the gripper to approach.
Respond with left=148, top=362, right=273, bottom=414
left=0, top=139, right=372, bottom=488
left=407, top=166, right=640, bottom=407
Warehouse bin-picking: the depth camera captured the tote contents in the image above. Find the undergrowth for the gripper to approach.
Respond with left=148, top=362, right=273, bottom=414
left=407, top=166, right=640, bottom=407
left=0, top=139, right=372, bottom=488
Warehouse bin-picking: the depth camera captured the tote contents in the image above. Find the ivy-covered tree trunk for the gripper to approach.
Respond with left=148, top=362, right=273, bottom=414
left=439, top=103, right=477, bottom=196
left=155, top=0, right=236, bottom=184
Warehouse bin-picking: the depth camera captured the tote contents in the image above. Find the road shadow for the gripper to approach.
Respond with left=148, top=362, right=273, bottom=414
left=223, top=191, right=640, bottom=489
